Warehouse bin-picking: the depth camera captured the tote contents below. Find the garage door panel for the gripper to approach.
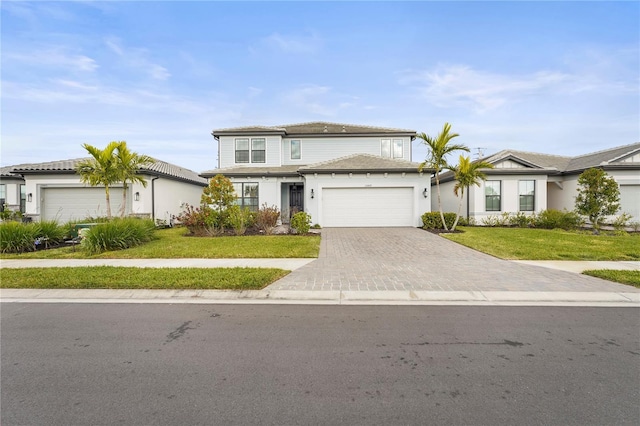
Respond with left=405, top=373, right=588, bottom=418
left=42, top=187, right=125, bottom=223
left=322, top=187, right=413, bottom=227
left=619, top=185, right=640, bottom=222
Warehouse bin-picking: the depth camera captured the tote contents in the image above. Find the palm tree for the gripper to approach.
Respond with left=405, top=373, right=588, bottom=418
left=450, top=155, right=495, bottom=231
left=76, top=142, right=121, bottom=219
left=417, top=123, right=469, bottom=231
left=114, top=142, right=155, bottom=218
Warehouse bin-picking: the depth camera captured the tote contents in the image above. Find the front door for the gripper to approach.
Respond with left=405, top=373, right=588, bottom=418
left=289, top=185, right=304, bottom=217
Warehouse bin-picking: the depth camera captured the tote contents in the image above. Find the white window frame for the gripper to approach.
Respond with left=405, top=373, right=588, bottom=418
left=291, top=140, right=301, bottom=160
left=381, top=139, right=404, bottom=158
left=235, top=138, right=266, bottom=164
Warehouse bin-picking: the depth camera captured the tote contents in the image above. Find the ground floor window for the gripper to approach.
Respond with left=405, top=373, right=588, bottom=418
left=485, top=181, right=501, bottom=211
left=20, top=185, right=26, bottom=213
left=519, top=180, right=535, bottom=211
left=233, top=182, right=259, bottom=211
left=0, top=184, right=6, bottom=212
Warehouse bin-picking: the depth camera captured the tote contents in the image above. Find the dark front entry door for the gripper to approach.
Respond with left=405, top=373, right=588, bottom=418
left=289, top=185, right=303, bottom=216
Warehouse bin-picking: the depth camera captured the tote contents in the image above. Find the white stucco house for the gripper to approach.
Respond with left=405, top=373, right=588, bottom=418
left=435, top=142, right=640, bottom=223
left=201, top=122, right=433, bottom=227
left=5, top=158, right=207, bottom=224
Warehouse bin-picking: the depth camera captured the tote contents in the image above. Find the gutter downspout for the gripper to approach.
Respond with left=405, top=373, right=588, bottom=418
left=151, top=177, right=159, bottom=221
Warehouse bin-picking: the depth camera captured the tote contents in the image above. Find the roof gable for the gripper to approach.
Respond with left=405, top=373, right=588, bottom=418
left=566, top=142, right=640, bottom=171
left=299, top=153, right=424, bottom=173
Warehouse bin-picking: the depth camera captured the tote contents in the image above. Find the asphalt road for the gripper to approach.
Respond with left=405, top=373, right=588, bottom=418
left=2, top=304, right=639, bottom=425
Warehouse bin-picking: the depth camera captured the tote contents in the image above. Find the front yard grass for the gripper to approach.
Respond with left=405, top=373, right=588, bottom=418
left=442, top=227, right=639, bottom=261
left=0, top=227, right=321, bottom=259
left=0, top=267, right=289, bottom=290
left=582, top=270, right=640, bottom=288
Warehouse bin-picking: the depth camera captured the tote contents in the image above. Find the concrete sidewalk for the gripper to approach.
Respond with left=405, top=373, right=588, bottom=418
left=2, top=288, right=639, bottom=307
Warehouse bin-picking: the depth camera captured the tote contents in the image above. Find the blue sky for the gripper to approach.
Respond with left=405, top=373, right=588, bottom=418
left=2, top=1, right=638, bottom=173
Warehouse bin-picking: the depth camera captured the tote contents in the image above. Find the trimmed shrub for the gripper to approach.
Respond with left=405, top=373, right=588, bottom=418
left=173, top=204, right=223, bottom=236
left=532, top=209, right=583, bottom=230
left=290, top=212, right=312, bottom=234
left=227, top=205, right=255, bottom=236
left=0, top=222, right=38, bottom=253
left=507, top=212, right=533, bottom=228
left=421, top=212, right=461, bottom=230
left=82, top=218, right=156, bottom=254
left=256, top=203, right=280, bottom=235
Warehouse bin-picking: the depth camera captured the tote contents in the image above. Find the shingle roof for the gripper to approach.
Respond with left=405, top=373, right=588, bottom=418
left=212, top=121, right=416, bottom=137
left=565, top=142, right=640, bottom=172
left=200, top=165, right=303, bottom=178
left=1, top=165, right=24, bottom=178
left=10, top=158, right=207, bottom=186
left=299, top=154, right=426, bottom=173
left=483, top=150, right=571, bottom=170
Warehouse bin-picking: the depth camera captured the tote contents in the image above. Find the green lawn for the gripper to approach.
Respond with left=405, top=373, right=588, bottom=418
left=582, top=270, right=640, bottom=288
left=0, top=227, right=321, bottom=259
left=442, top=227, right=640, bottom=261
left=0, top=267, right=288, bottom=290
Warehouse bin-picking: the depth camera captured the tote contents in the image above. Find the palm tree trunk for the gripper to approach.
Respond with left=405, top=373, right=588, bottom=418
left=451, top=188, right=464, bottom=232
left=105, top=186, right=112, bottom=219
left=435, top=173, right=448, bottom=231
left=120, top=183, right=128, bottom=218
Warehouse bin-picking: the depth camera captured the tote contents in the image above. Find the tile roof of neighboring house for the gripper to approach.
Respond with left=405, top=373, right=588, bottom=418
left=10, top=158, right=207, bottom=186
left=299, top=153, right=427, bottom=173
left=212, top=121, right=416, bottom=137
left=483, top=150, right=572, bottom=171
left=565, top=142, right=640, bottom=172
left=0, top=165, right=24, bottom=178
left=201, top=165, right=303, bottom=178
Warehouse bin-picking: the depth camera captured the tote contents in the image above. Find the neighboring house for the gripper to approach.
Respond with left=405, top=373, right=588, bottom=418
left=8, top=158, right=207, bottom=224
left=0, top=166, right=26, bottom=213
left=202, top=122, right=432, bottom=227
left=435, top=142, right=640, bottom=223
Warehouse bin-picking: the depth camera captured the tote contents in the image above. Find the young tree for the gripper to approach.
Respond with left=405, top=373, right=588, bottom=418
left=575, top=168, right=620, bottom=234
left=76, top=142, right=121, bottom=219
left=417, top=123, right=469, bottom=231
left=202, top=174, right=236, bottom=214
left=450, top=155, right=494, bottom=231
left=115, top=142, right=155, bottom=218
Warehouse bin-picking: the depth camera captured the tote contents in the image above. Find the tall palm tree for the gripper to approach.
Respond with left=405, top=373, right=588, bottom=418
left=114, top=142, right=155, bottom=218
left=417, top=123, right=469, bottom=231
left=76, top=142, right=121, bottom=219
left=450, top=155, right=495, bottom=231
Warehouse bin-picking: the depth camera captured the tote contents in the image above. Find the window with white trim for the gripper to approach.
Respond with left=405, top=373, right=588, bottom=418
left=485, top=181, right=501, bottom=211
left=20, top=185, right=26, bottom=213
left=519, top=180, right=535, bottom=211
left=291, top=140, right=301, bottom=160
left=235, top=138, right=249, bottom=163
left=251, top=138, right=266, bottom=163
left=381, top=139, right=403, bottom=158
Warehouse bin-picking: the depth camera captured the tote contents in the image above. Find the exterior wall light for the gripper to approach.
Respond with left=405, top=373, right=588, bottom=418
left=311, top=189, right=315, bottom=199
left=27, top=193, right=33, bottom=202
left=134, top=192, right=140, bottom=201
left=423, top=188, right=428, bottom=198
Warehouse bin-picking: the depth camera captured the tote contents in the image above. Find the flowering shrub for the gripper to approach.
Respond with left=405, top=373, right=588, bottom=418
left=173, top=204, right=223, bottom=236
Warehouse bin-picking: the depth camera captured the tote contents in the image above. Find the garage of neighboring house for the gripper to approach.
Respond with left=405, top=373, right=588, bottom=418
left=321, top=187, right=414, bottom=227
left=619, top=184, right=640, bottom=222
left=41, top=187, right=126, bottom=223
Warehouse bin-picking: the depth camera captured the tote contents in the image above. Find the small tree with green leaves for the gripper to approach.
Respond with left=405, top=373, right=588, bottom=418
left=575, top=168, right=620, bottom=234
left=202, top=174, right=236, bottom=217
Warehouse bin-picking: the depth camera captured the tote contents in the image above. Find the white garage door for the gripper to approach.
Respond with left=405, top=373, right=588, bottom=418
left=322, top=187, right=414, bottom=227
left=620, top=185, right=640, bottom=222
left=42, top=187, right=125, bottom=223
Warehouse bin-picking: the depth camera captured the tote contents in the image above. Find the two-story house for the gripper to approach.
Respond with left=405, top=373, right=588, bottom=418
left=201, top=122, right=433, bottom=227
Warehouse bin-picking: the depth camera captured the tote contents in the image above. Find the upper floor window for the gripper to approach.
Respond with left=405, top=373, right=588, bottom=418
left=519, top=180, right=535, bottom=211
left=381, top=139, right=403, bottom=158
left=251, top=138, right=266, bottom=163
left=485, top=181, right=501, bottom=211
left=235, top=138, right=266, bottom=163
left=291, top=140, right=301, bottom=160
left=235, top=138, right=249, bottom=163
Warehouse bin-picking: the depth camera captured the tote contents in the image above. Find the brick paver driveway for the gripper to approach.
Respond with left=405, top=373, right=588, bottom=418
left=268, top=228, right=638, bottom=292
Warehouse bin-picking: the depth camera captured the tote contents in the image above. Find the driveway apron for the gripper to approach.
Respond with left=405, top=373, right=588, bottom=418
left=267, top=228, right=639, bottom=292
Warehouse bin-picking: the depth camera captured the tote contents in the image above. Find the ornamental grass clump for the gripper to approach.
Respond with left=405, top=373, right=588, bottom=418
left=35, top=220, right=68, bottom=245
left=0, top=222, right=39, bottom=253
left=82, top=218, right=156, bottom=254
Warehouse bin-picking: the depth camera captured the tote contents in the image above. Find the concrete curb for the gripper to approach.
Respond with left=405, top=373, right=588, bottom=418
left=2, top=289, right=639, bottom=307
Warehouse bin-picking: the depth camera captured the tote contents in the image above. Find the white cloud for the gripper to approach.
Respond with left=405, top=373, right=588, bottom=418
left=103, top=36, right=171, bottom=81
left=6, top=48, right=98, bottom=72
left=261, top=32, right=323, bottom=54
